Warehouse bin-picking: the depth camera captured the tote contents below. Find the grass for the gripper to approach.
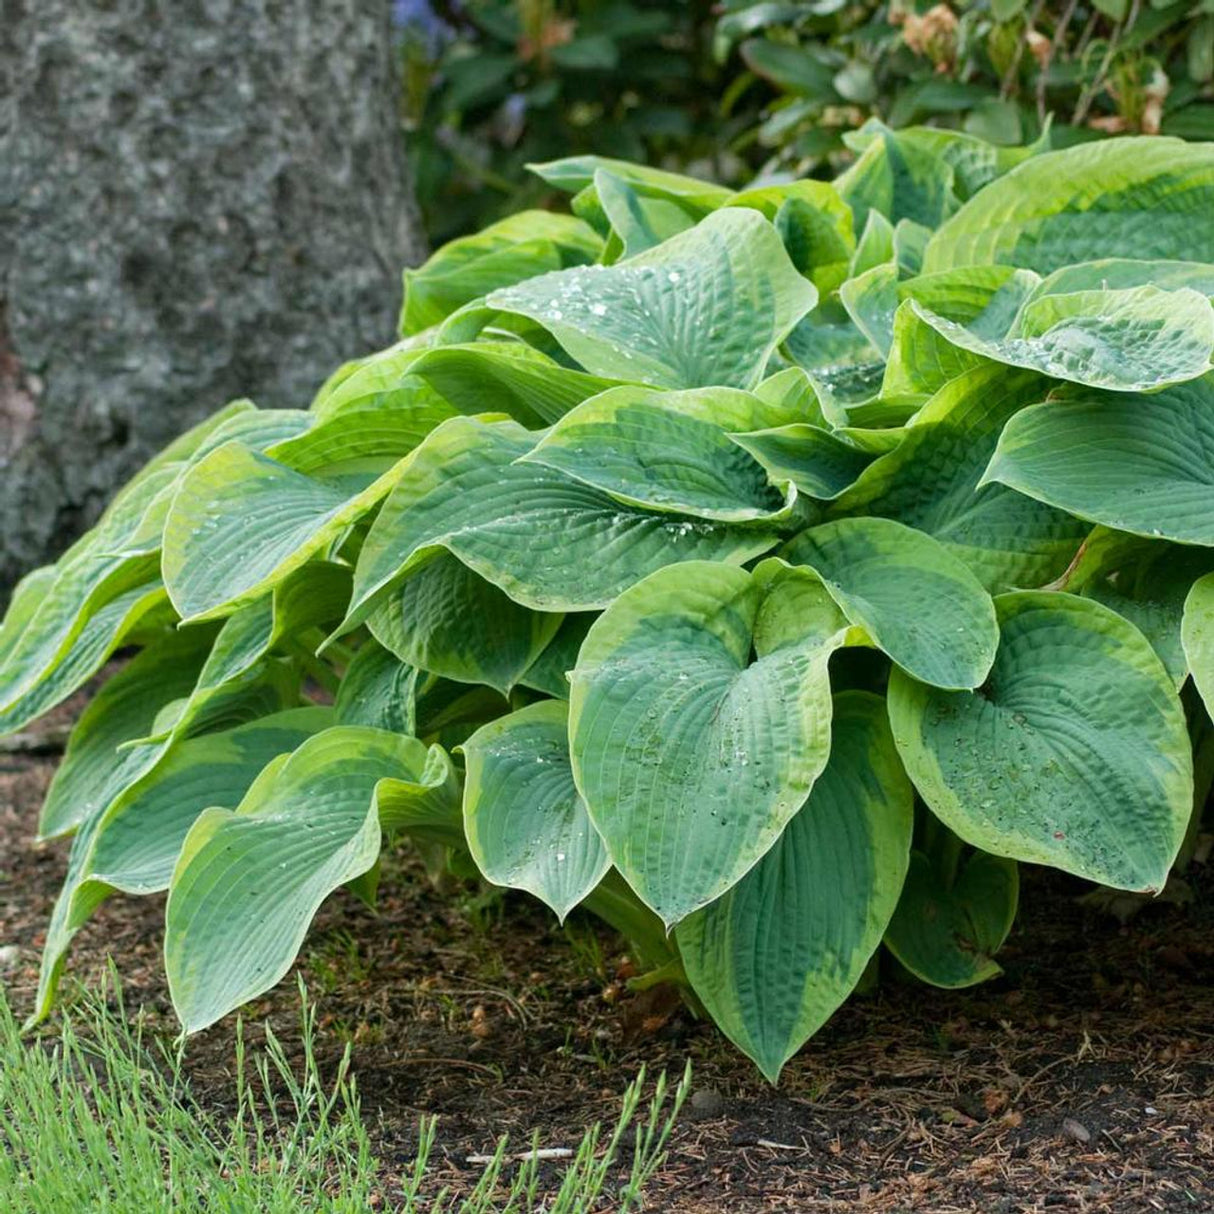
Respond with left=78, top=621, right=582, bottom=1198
left=0, top=971, right=689, bottom=1213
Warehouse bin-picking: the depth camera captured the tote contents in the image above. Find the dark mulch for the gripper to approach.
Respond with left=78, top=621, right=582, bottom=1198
left=2, top=697, right=1212, bottom=1211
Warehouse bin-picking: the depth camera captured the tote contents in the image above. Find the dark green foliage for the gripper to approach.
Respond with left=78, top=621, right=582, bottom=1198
left=715, top=0, right=1214, bottom=176
left=399, top=0, right=736, bottom=243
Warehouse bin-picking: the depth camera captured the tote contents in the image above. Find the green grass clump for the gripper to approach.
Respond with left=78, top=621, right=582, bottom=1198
left=0, top=973, right=687, bottom=1213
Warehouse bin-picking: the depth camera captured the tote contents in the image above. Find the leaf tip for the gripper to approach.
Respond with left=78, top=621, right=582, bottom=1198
left=757, top=1057, right=785, bottom=1086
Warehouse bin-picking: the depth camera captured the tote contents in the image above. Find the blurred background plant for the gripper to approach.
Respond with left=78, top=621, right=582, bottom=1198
left=396, top=0, right=741, bottom=243
left=396, top=0, right=1214, bottom=240
left=713, top=0, right=1214, bottom=179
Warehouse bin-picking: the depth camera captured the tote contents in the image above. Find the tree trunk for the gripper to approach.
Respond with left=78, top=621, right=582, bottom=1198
left=0, top=0, right=425, bottom=594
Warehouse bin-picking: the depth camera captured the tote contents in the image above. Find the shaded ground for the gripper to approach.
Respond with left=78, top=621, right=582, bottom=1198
left=2, top=704, right=1212, bottom=1211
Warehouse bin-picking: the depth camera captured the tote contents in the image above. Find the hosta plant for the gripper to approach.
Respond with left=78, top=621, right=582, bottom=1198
left=5, top=129, right=1214, bottom=1083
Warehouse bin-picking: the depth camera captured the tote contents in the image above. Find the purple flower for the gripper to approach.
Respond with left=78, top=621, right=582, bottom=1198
left=392, top=0, right=454, bottom=58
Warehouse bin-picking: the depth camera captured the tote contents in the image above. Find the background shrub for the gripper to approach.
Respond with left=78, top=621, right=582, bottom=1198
left=396, top=0, right=1214, bottom=240
left=398, top=0, right=736, bottom=243
left=715, top=0, right=1214, bottom=177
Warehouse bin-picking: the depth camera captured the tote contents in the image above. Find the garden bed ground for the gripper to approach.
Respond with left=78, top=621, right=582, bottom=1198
left=2, top=695, right=1212, bottom=1212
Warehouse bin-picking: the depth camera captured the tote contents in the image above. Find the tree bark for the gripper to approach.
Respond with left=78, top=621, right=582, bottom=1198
left=0, top=0, right=425, bottom=594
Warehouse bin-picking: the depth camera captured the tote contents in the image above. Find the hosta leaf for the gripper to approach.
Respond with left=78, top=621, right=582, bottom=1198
left=39, top=627, right=305, bottom=845
left=923, top=137, right=1214, bottom=274
left=894, top=219, right=931, bottom=276
left=37, top=627, right=218, bottom=839
left=570, top=182, right=612, bottom=243
left=768, top=194, right=854, bottom=296
left=191, top=406, right=316, bottom=455
left=73, top=400, right=292, bottom=552
left=343, top=416, right=779, bottom=623
left=269, top=351, right=451, bottom=479
left=811, top=365, right=889, bottom=420
left=783, top=517, right=999, bottom=689
left=1063, top=530, right=1214, bottom=687
left=0, top=567, right=56, bottom=663
left=836, top=125, right=960, bottom=229
left=31, top=709, right=329, bottom=1023
left=400, top=210, right=601, bottom=334
left=367, top=551, right=562, bottom=695
left=900, top=287, right=1214, bottom=394
left=163, top=442, right=401, bottom=622
left=167, top=660, right=305, bottom=744
left=982, top=373, right=1214, bottom=545
left=881, top=302, right=989, bottom=400
left=755, top=366, right=842, bottom=429
left=884, top=849, right=1018, bottom=988
left=782, top=315, right=884, bottom=403
left=849, top=210, right=895, bottom=278
left=0, top=402, right=309, bottom=731
left=432, top=299, right=573, bottom=358
left=677, top=692, right=913, bottom=1082
left=414, top=679, right=509, bottom=750
left=831, top=365, right=1088, bottom=592
left=1182, top=573, right=1214, bottom=719
left=166, top=727, right=461, bottom=1032
left=106, top=407, right=320, bottom=559
left=0, top=575, right=168, bottom=737
left=728, top=179, right=852, bottom=234
left=518, top=614, right=597, bottom=699
left=842, top=263, right=1040, bottom=360
left=310, top=337, right=431, bottom=413
left=334, top=642, right=420, bottom=734
left=134, top=562, right=351, bottom=746
left=521, top=386, right=798, bottom=521
left=888, top=591, right=1193, bottom=891
left=103, top=407, right=318, bottom=562
left=838, top=263, right=899, bottom=356
left=730, top=424, right=887, bottom=501
left=487, top=209, right=817, bottom=390
left=91, top=708, right=334, bottom=895
left=34, top=667, right=308, bottom=1015
left=568, top=559, right=851, bottom=926
left=527, top=155, right=732, bottom=208
left=0, top=457, right=177, bottom=731
left=594, top=168, right=700, bottom=258
left=1026, top=258, right=1214, bottom=302
left=409, top=343, right=619, bottom=427
left=462, top=700, right=610, bottom=921
left=843, top=123, right=1048, bottom=202
left=908, top=266, right=1042, bottom=338
left=117, top=397, right=263, bottom=493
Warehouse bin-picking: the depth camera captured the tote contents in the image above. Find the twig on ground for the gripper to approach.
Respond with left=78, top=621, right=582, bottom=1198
left=465, top=1146, right=575, bottom=1165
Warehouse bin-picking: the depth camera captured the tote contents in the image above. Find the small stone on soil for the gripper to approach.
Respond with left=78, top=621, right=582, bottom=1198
left=1062, top=1116, right=1092, bottom=1144
left=688, top=1087, right=724, bottom=1121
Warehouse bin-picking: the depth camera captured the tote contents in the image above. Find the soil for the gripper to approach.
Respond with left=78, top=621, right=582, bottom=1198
left=2, top=694, right=1213, bottom=1212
